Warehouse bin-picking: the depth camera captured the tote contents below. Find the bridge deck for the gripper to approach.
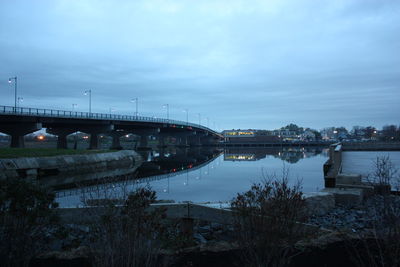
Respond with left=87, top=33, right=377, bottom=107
left=342, top=151, right=400, bottom=178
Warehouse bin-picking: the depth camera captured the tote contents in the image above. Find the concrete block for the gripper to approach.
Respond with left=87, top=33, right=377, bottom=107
left=322, top=188, right=364, bottom=206
left=336, top=173, right=362, bottom=185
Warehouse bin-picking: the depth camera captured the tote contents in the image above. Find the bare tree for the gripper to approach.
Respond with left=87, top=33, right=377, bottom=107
left=86, top=186, right=166, bottom=267
left=231, top=168, right=306, bottom=267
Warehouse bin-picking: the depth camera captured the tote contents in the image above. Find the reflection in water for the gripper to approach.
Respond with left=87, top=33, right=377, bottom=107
left=224, top=147, right=325, bottom=163
left=56, top=147, right=329, bottom=207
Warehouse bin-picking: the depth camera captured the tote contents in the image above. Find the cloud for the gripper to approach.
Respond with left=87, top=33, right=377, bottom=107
left=0, top=0, right=399, bottom=130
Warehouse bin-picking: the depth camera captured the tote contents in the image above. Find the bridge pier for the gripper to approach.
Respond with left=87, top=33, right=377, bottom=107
left=0, top=122, right=42, bottom=148
left=187, top=132, right=206, bottom=146
left=88, top=133, right=99, bottom=150
left=47, top=127, right=77, bottom=149
left=78, top=125, right=114, bottom=150
left=132, top=129, right=160, bottom=149
left=109, top=131, right=126, bottom=150
left=175, top=132, right=196, bottom=147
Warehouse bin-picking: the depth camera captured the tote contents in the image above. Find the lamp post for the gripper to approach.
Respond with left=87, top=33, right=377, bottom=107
left=84, top=90, right=92, bottom=116
left=163, top=104, right=169, bottom=120
left=131, top=98, right=138, bottom=118
left=183, top=109, right=189, bottom=125
left=109, top=107, right=116, bottom=117
left=17, top=97, right=23, bottom=108
left=8, top=76, right=17, bottom=111
left=197, top=113, right=201, bottom=126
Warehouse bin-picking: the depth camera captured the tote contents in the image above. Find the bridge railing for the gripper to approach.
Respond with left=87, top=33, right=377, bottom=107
left=0, top=105, right=221, bottom=136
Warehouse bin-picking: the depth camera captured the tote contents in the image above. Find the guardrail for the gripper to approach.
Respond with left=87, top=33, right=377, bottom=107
left=0, top=105, right=221, bottom=136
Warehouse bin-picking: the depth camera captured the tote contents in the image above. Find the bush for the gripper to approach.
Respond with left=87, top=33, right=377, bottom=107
left=87, top=187, right=166, bottom=267
left=347, top=156, right=400, bottom=267
left=367, top=155, right=399, bottom=194
left=231, top=169, right=306, bottom=267
left=0, top=178, right=59, bottom=267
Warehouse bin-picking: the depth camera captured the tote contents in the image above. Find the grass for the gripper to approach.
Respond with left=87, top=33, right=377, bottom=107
left=0, top=148, right=116, bottom=159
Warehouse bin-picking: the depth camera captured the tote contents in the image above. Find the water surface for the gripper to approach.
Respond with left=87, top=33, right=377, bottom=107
left=56, top=147, right=329, bottom=207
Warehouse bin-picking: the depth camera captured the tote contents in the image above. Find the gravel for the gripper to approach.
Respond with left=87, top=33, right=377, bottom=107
left=308, top=195, right=400, bottom=232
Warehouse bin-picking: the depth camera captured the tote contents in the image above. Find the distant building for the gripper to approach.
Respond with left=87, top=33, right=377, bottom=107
left=222, top=129, right=279, bottom=143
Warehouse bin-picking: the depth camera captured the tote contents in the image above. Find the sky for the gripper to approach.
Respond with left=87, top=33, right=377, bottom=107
left=0, top=0, right=399, bottom=131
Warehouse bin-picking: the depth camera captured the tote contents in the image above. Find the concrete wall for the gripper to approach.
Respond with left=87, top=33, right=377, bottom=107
left=323, top=143, right=342, bottom=187
left=342, top=142, right=400, bottom=151
left=0, top=150, right=142, bottom=188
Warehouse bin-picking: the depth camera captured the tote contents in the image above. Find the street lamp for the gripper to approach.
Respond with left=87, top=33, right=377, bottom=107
left=17, top=97, right=23, bottom=107
left=131, top=98, right=138, bottom=118
left=197, top=113, right=201, bottom=125
left=183, top=109, right=189, bottom=125
left=8, top=76, right=17, bottom=111
left=163, top=104, right=169, bottom=120
left=84, top=90, right=92, bottom=116
left=109, top=107, right=116, bottom=117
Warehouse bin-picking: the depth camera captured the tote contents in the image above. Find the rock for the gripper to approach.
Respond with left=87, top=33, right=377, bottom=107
left=304, top=192, right=335, bottom=216
left=37, top=246, right=91, bottom=260
left=194, top=233, right=207, bottom=244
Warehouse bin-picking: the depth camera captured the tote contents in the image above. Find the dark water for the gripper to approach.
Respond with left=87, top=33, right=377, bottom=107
left=56, top=146, right=329, bottom=207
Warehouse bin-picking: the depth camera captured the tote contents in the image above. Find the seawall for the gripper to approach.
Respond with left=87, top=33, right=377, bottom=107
left=0, top=150, right=142, bottom=188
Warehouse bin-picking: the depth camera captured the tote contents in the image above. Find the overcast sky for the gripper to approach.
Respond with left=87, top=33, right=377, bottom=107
left=0, top=0, right=399, bottom=131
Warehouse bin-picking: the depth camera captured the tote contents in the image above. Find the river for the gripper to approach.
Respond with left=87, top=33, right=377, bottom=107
left=56, top=146, right=329, bottom=207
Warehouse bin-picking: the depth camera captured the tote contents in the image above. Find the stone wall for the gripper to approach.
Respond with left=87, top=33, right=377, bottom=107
left=0, top=150, right=142, bottom=188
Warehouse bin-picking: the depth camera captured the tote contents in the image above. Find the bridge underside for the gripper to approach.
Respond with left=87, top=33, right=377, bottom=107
left=0, top=114, right=222, bottom=149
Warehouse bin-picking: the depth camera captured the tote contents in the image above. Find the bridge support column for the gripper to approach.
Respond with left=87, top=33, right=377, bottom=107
left=108, top=131, right=125, bottom=150
left=132, top=129, right=160, bottom=149
left=47, top=127, right=77, bottom=149
left=89, top=133, right=99, bottom=150
left=139, top=134, right=148, bottom=148
left=77, top=125, right=113, bottom=150
left=174, top=132, right=196, bottom=147
left=57, top=133, right=68, bottom=149
left=158, top=136, right=165, bottom=147
left=157, top=133, right=170, bottom=148
left=0, top=122, right=42, bottom=148
left=188, top=132, right=206, bottom=146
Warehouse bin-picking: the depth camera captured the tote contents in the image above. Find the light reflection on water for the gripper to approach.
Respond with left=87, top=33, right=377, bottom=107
left=56, top=147, right=329, bottom=207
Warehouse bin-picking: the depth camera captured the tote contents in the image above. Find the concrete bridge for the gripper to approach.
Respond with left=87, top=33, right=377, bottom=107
left=0, top=105, right=222, bottom=149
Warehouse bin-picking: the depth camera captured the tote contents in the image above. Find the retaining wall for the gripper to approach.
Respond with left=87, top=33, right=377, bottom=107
left=0, top=150, right=142, bottom=188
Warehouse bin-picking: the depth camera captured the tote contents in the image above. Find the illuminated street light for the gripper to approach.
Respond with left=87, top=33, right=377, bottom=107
left=8, top=76, right=17, bottom=111
left=131, top=98, right=138, bottom=118
left=163, top=104, right=169, bottom=120
left=84, top=90, right=92, bottom=116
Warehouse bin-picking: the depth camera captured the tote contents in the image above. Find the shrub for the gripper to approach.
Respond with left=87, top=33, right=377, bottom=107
left=231, top=168, right=305, bottom=267
left=367, top=155, right=399, bottom=194
left=0, top=178, right=59, bottom=267
left=87, top=187, right=166, bottom=267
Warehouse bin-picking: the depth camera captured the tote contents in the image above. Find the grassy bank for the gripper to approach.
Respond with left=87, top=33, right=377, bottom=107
left=0, top=148, right=116, bottom=158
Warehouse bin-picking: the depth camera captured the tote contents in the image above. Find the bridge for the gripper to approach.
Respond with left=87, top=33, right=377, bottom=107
left=0, top=105, right=223, bottom=149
